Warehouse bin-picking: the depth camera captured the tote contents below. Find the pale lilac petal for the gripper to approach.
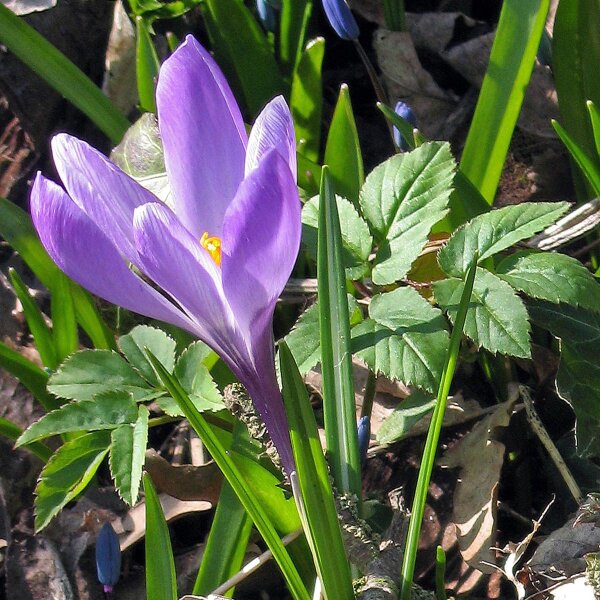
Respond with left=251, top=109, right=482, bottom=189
left=245, top=96, right=297, bottom=182
left=221, top=150, right=301, bottom=339
left=133, top=202, right=239, bottom=358
left=30, top=174, right=197, bottom=333
left=156, top=35, right=247, bottom=238
left=51, top=134, right=157, bottom=265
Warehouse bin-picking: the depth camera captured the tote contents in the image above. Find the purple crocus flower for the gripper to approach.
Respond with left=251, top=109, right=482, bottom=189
left=29, top=35, right=301, bottom=473
left=323, top=0, right=359, bottom=41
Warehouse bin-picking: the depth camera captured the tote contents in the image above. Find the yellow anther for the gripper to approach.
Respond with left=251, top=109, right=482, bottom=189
left=200, top=231, right=222, bottom=267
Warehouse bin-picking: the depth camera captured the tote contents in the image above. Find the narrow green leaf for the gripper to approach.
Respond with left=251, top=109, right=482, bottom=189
left=496, top=250, right=600, bottom=312
left=324, top=84, right=364, bottom=205
left=383, top=0, right=406, bottom=31
left=143, top=473, right=178, bottom=600
left=552, top=119, right=600, bottom=197
left=279, top=342, right=355, bottom=600
left=588, top=101, right=600, bottom=158
left=359, top=142, right=455, bottom=285
left=280, top=0, right=312, bottom=78
left=302, top=193, right=372, bottom=279
left=460, top=0, right=550, bottom=204
left=8, top=268, right=57, bottom=369
left=48, top=350, right=151, bottom=401
left=317, top=167, right=362, bottom=499
left=51, top=275, right=78, bottom=362
left=0, top=341, right=57, bottom=411
left=35, top=431, right=111, bottom=531
left=376, top=390, right=436, bottom=445
left=202, top=0, right=285, bottom=116
left=291, top=37, right=324, bottom=163
left=135, top=17, right=160, bottom=113
left=0, top=417, right=52, bottom=462
left=377, top=102, right=417, bottom=150
left=110, top=405, right=149, bottom=505
left=439, top=202, right=570, bottom=278
left=0, top=4, right=129, bottom=143
left=145, top=351, right=310, bottom=600
left=17, top=391, right=139, bottom=446
left=433, top=268, right=531, bottom=358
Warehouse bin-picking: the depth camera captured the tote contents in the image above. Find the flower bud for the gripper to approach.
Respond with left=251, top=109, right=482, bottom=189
left=323, top=0, right=359, bottom=41
left=96, top=522, right=121, bottom=593
left=393, top=100, right=417, bottom=151
left=358, top=415, right=370, bottom=466
left=256, top=0, right=279, bottom=33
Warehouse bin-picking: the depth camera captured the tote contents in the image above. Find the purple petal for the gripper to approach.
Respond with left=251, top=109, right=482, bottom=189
left=133, top=202, right=239, bottom=358
left=30, top=174, right=197, bottom=333
left=51, top=134, right=157, bottom=265
left=156, top=35, right=247, bottom=239
left=245, top=96, right=297, bottom=182
left=221, top=150, right=301, bottom=341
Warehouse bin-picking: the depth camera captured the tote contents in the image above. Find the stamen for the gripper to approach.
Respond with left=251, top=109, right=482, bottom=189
left=200, top=231, right=222, bottom=266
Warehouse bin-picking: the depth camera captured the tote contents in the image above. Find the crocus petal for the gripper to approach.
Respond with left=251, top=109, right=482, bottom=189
left=221, top=150, right=301, bottom=340
left=245, top=96, right=297, bottom=182
left=51, top=134, right=157, bottom=265
left=133, top=202, right=238, bottom=357
left=156, top=35, right=247, bottom=238
left=30, top=174, right=197, bottom=333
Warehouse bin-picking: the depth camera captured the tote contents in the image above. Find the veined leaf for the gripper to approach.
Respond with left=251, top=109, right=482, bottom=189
left=359, top=142, right=455, bottom=285
left=434, top=268, right=531, bottom=358
left=496, top=250, right=600, bottom=312
left=110, top=405, right=149, bottom=505
left=48, top=350, right=151, bottom=401
left=302, top=193, right=372, bottom=279
left=17, top=391, right=139, bottom=446
left=35, top=431, right=111, bottom=530
left=439, top=202, right=570, bottom=278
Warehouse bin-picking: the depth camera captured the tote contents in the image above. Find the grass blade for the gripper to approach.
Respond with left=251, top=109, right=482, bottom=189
left=0, top=4, right=129, bottom=143
left=51, top=276, right=79, bottom=363
left=280, top=0, right=313, bottom=79
left=586, top=101, right=600, bottom=160
left=400, top=256, right=477, bottom=600
left=459, top=0, right=550, bottom=204
left=317, top=167, right=361, bottom=500
left=135, top=17, right=160, bottom=113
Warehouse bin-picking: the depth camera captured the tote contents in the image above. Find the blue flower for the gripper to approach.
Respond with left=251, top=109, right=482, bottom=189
left=256, top=0, right=279, bottom=33
left=96, top=523, right=121, bottom=593
left=323, top=0, right=359, bottom=41
left=394, top=101, right=418, bottom=151
left=358, top=415, right=370, bottom=466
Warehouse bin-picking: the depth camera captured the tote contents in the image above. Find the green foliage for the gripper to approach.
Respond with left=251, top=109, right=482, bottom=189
left=135, top=16, right=160, bottom=113
left=280, top=0, right=313, bottom=79
left=127, top=0, right=200, bottom=20
left=375, top=390, right=435, bottom=445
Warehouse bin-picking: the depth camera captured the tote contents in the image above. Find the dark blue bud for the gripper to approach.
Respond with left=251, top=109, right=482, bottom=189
left=96, top=522, right=121, bottom=593
left=256, top=0, right=279, bottom=33
left=358, top=415, right=370, bottom=466
left=323, top=0, right=360, bottom=41
left=393, top=101, right=418, bottom=151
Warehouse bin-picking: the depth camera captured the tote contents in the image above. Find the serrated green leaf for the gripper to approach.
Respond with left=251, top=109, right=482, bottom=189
left=118, top=325, right=176, bottom=386
left=439, top=202, right=570, bottom=278
left=174, top=340, right=216, bottom=389
left=528, top=300, right=600, bottom=458
left=434, top=268, right=531, bottom=358
left=376, top=390, right=436, bottom=445
left=497, top=250, right=600, bottom=312
left=302, top=194, right=372, bottom=279
left=48, top=350, right=151, bottom=401
left=110, top=405, right=149, bottom=505
left=359, top=142, right=454, bottom=285
left=35, top=431, right=111, bottom=530
left=351, top=308, right=449, bottom=393
left=17, top=391, right=139, bottom=446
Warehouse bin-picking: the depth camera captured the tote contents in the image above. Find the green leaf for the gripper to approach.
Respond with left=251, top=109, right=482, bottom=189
left=48, top=350, right=151, bottom=401
left=174, top=341, right=214, bottom=387
left=110, top=405, right=149, bottom=505
left=359, top=142, right=455, bottom=285
left=18, top=391, right=138, bottom=446
left=279, top=342, right=355, bottom=600
left=324, top=84, right=364, bottom=205
left=352, top=289, right=449, bottom=392
left=35, top=431, right=111, bottom=530
left=0, top=4, right=129, bottom=143
left=143, top=473, right=178, bottom=600
left=0, top=417, right=52, bottom=463
left=459, top=0, right=550, bottom=204
left=118, top=325, right=176, bottom=386
left=376, top=391, right=436, bottom=445
left=51, top=275, right=78, bottom=363
left=552, top=119, right=600, bottom=197
left=279, top=0, right=312, bottom=78
left=439, top=202, right=570, bottom=278
left=377, top=102, right=417, bottom=150
left=433, top=268, right=531, bottom=358
left=135, top=16, right=160, bottom=114
left=496, top=250, right=600, bottom=312
left=291, top=36, right=324, bottom=163
left=302, top=194, right=372, bottom=279
left=202, top=0, right=285, bottom=116
left=528, top=301, right=600, bottom=458
left=588, top=100, right=600, bottom=158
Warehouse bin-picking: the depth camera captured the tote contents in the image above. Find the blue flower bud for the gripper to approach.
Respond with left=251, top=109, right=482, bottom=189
left=256, top=0, right=279, bottom=33
left=96, top=522, right=121, bottom=593
left=358, top=415, right=370, bottom=466
left=393, top=101, right=418, bottom=151
left=323, top=0, right=360, bottom=41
